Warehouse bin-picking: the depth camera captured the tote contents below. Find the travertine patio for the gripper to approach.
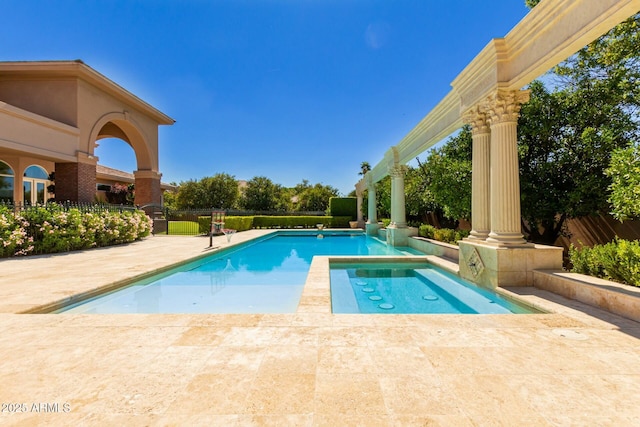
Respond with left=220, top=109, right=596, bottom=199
left=0, top=233, right=639, bottom=426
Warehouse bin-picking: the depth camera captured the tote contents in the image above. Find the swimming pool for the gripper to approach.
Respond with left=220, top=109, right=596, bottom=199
left=330, top=262, right=537, bottom=314
left=57, top=231, right=421, bottom=314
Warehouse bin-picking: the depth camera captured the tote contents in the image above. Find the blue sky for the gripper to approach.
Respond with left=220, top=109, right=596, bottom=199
left=2, top=0, right=530, bottom=195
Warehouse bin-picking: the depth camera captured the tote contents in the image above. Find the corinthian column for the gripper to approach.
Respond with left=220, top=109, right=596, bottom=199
left=463, top=106, right=491, bottom=241
left=366, top=175, right=377, bottom=225
left=388, top=165, right=408, bottom=228
left=355, top=184, right=364, bottom=225
left=484, top=89, right=530, bottom=245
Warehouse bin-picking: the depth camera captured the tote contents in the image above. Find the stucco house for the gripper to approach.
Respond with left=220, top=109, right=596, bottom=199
left=0, top=60, right=174, bottom=207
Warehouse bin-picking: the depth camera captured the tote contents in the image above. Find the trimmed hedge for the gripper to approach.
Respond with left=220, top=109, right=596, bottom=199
left=197, top=215, right=352, bottom=233
left=570, top=239, right=640, bottom=287
left=329, top=197, right=357, bottom=220
left=328, top=216, right=352, bottom=228
left=198, top=216, right=254, bottom=234
left=254, top=216, right=351, bottom=229
left=225, top=216, right=254, bottom=231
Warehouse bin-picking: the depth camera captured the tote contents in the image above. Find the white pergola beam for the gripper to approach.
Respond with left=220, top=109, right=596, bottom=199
left=360, top=0, right=640, bottom=189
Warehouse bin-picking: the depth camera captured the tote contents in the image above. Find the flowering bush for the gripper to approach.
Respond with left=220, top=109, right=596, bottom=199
left=106, top=183, right=135, bottom=205
left=0, top=205, right=152, bottom=257
left=0, top=207, right=33, bottom=256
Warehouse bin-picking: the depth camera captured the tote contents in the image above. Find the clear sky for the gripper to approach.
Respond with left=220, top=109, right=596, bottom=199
left=2, top=0, right=530, bottom=195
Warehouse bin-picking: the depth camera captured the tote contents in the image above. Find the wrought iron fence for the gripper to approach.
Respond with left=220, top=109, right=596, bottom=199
left=153, top=208, right=328, bottom=236
left=1, top=202, right=329, bottom=236
left=0, top=201, right=138, bottom=214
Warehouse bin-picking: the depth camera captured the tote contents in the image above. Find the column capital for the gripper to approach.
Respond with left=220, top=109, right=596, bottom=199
left=134, top=169, right=162, bottom=180
left=76, top=151, right=98, bottom=165
left=388, top=165, right=408, bottom=178
left=462, top=105, right=490, bottom=135
left=483, top=89, right=530, bottom=125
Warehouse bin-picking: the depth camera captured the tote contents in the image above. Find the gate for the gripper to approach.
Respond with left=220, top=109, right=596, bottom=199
left=152, top=208, right=211, bottom=236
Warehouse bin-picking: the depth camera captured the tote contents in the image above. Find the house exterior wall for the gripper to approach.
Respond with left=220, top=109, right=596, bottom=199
left=55, top=161, right=96, bottom=203
left=0, top=102, right=79, bottom=162
left=77, top=78, right=160, bottom=171
left=0, top=61, right=173, bottom=205
left=0, top=78, right=78, bottom=127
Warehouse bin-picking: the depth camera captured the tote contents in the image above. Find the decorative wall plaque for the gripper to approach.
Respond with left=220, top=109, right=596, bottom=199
left=465, top=246, right=485, bottom=277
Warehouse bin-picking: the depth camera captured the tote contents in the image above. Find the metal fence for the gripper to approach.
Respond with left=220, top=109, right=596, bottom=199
left=0, top=201, right=138, bottom=214
left=154, top=208, right=327, bottom=236
left=1, top=202, right=329, bottom=236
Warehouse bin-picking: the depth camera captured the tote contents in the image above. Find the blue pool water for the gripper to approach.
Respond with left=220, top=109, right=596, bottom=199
left=57, top=231, right=420, bottom=314
left=330, top=262, right=536, bottom=314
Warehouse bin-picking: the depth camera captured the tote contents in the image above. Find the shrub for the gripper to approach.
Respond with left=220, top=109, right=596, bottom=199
left=198, top=215, right=355, bottom=231
left=329, top=216, right=351, bottom=228
left=418, top=223, right=468, bottom=244
left=0, top=205, right=151, bottom=257
left=224, top=216, right=253, bottom=232
left=418, top=224, right=436, bottom=239
left=198, top=216, right=254, bottom=234
left=328, top=197, right=357, bottom=220
left=253, top=216, right=285, bottom=229
left=570, top=239, right=640, bottom=287
left=455, top=229, right=470, bottom=241
left=254, top=216, right=344, bottom=229
left=433, top=228, right=457, bottom=243
left=0, top=206, right=32, bottom=256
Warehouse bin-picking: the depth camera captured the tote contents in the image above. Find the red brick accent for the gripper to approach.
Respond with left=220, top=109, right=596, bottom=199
left=54, top=162, right=96, bottom=203
left=134, top=177, right=161, bottom=206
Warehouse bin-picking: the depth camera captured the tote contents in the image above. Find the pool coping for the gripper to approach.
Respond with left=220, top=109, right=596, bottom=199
left=298, top=255, right=548, bottom=315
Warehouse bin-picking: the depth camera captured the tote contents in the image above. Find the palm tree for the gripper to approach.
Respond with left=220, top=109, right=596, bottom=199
left=359, top=161, right=371, bottom=177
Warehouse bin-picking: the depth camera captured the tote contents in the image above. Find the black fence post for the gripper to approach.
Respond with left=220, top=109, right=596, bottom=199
left=209, top=211, right=215, bottom=247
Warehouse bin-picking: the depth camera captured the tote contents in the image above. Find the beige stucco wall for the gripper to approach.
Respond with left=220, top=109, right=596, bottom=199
left=0, top=75, right=160, bottom=172
left=77, top=79, right=159, bottom=171
left=0, top=102, right=79, bottom=162
left=0, top=78, right=78, bottom=127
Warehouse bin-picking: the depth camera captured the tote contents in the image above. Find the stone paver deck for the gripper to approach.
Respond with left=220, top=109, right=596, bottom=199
left=0, top=233, right=639, bottom=426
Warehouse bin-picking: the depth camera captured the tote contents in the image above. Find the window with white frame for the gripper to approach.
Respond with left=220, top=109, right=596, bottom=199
left=23, top=165, right=50, bottom=205
left=0, top=160, right=14, bottom=203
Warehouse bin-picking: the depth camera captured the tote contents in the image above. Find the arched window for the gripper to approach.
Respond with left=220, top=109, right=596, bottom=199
left=23, top=165, right=51, bottom=205
left=0, top=160, right=14, bottom=203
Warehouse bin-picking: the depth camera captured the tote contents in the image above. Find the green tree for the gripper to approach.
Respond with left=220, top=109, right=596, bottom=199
left=518, top=62, right=638, bottom=242
left=421, top=126, right=472, bottom=222
left=515, top=6, right=640, bottom=243
left=606, top=144, right=640, bottom=220
left=174, top=173, right=239, bottom=210
left=359, top=161, right=371, bottom=177
left=203, top=173, right=239, bottom=209
left=295, top=182, right=339, bottom=212
left=240, top=176, right=284, bottom=211
left=375, top=175, right=391, bottom=219
left=404, top=166, right=437, bottom=223
left=162, top=189, right=178, bottom=210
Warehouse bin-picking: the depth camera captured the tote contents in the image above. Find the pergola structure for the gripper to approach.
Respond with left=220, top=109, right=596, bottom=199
left=355, top=0, right=640, bottom=288
left=0, top=60, right=174, bottom=206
